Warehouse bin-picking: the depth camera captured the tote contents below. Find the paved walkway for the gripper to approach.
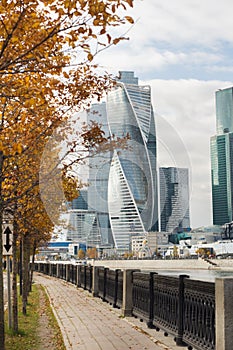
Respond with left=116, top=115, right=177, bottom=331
left=34, top=273, right=186, bottom=350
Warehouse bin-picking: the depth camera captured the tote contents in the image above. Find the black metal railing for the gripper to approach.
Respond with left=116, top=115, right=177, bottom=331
left=105, top=269, right=119, bottom=307
left=116, top=270, right=123, bottom=308
left=85, top=265, right=92, bottom=292
left=34, top=262, right=216, bottom=350
left=80, top=265, right=86, bottom=289
left=68, top=264, right=77, bottom=284
left=132, top=271, right=215, bottom=350
left=60, top=264, right=66, bottom=280
left=183, top=278, right=215, bottom=350
left=51, top=263, right=57, bottom=277
left=153, top=274, right=180, bottom=337
left=132, top=271, right=156, bottom=327
left=97, top=267, right=106, bottom=300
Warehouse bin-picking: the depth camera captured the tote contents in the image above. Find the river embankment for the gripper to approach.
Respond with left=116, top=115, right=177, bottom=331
left=91, top=258, right=233, bottom=282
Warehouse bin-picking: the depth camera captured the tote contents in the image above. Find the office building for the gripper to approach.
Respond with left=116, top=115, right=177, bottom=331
left=67, top=103, right=113, bottom=246
left=67, top=71, right=159, bottom=252
left=160, top=167, right=190, bottom=233
left=107, top=71, right=159, bottom=251
left=211, top=87, right=233, bottom=225
left=67, top=190, right=102, bottom=245
left=86, top=103, right=113, bottom=245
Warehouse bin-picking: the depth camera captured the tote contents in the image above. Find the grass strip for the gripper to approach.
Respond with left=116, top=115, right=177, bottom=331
left=5, top=284, right=65, bottom=350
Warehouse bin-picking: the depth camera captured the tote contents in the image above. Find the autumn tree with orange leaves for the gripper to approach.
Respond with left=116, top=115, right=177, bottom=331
left=0, top=0, right=134, bottom=347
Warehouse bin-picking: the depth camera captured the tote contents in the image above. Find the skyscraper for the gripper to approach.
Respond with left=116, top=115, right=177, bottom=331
left=86, top=103, right=113, bottom=245
left=159, top=167, right=190, bottom=233
left=67, top=190, right=102, bottom=245
left=67, top=71, right=159, bottom=251
left=106, top=71, right=159, bottom=250
left=211, top=87, right=233, bottom=225
left=67, top=104, right=113, bottom=246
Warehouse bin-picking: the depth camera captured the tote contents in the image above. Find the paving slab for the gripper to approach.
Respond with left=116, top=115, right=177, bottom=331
left=34, top=273, right=189, bottom=350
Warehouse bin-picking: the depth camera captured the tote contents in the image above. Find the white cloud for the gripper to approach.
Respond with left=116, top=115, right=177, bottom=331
left=97, top=45, right=223, bottom=77
left=210, top=65, right=233, bottom=73
left=130, top=0, right=233, bottom=47
left=96, top=0, right=233, bottom=80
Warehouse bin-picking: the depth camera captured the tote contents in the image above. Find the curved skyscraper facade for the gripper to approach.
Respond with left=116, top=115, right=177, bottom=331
left=106, top=71, right=159, bottom=250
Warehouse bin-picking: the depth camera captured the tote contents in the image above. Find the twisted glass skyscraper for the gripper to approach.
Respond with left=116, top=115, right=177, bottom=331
left=211, top=87, right=233, bottom=225
left=106, top=71, right=159, bottom=250
left=67, top=72, right=159, bottom=251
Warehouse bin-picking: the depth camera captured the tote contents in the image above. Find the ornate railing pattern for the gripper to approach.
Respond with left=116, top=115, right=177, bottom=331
left=105, top=269, right=118, bottom=307
left=153, top=274, right=180, bottom=335
left=132, top=272, right=155, bottom=327
left=132, top=272, right=215, bottom=349
left=183, top=279, right=215, bottom=350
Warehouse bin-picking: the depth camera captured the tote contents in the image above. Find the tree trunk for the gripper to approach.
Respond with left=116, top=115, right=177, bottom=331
left=29, top=240, right=37, bottom=292
left=19, top=239, right=23, bottom=296
left=12, top=222, right=18, bottom=332
left=0, top=152, right=5, bottom=349
left=22, top=234, right=30, bottom=315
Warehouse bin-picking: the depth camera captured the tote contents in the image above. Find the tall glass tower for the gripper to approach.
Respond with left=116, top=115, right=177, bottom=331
left=159, top=167, right=190, bottom=232
left=106, top=71, right=159, bottom=251
left=67, top=103, right=113, bottom=246
left=86, top=103, right=113, bottom=246
left=211, top=87, right=233, bottom=225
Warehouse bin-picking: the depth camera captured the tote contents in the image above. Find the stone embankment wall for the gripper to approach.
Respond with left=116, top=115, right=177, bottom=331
left=92, top=258, right=213, bottom=270
left=211, top=259, right=233, bottom=269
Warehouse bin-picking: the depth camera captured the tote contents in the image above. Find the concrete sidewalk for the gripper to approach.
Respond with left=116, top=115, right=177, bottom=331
left=34, top=273, right=186, bottom=350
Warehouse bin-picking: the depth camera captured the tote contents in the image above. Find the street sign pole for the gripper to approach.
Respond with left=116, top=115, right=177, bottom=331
left=6, top=255, right=12, bottom=329
left=2, top=224, right=13, bottom=329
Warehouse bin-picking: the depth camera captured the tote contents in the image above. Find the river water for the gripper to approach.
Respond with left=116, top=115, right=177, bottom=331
left=152, top=269, right=233, bottom=282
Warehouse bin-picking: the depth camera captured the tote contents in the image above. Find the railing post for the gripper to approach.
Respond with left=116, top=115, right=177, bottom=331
left=71, top=265, right=74, bottom=284
left=176, top=274, right=189, bottom=346
left=49, top=263, right=52, bottom=276
left=92, top=266, right=103, bottom=297
left=56, top=263, right=59, bottom=278
left=122, top=269, right=139, bottom=317
left=66, top=264, right=69, bottom=281
left=100, top=267, right=108, bottom=300
left=113, top=269, right=120, bottom=308
left=92, top=266, right=99, bottom=296
left=147, top=272, right=157, bottom=328
left=215, top=277, right=233, bottom=350
left=77, top=265, right=81, bottom=287
left=83, top=265, right=87, bottom=290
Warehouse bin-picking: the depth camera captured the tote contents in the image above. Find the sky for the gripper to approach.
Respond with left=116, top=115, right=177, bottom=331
left=94, top=0, right=233, bottom=229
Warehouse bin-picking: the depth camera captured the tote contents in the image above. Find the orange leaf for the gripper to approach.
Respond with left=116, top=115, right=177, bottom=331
left=125, top=16, right=134, bottom=24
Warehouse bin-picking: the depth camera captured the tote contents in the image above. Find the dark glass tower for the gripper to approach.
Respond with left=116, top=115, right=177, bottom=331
left=211, top=87, right=233, bottom=225
left=159, top=167, right=190, bottom=232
